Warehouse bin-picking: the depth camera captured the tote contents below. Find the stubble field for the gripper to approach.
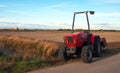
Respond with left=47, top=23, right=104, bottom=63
left=0, top=30, right=120, bottom=48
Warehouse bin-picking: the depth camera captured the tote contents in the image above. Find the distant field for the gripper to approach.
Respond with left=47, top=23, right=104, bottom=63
left=0, top=30, right=120, bottom=48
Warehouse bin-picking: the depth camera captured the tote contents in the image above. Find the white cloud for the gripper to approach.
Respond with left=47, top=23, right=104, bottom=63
left=45, top=2, right=77, bottom=10
left=105, top=0, right=120, bottom=3
left=8, top=10, right=27, bottom=15
left=46, top=3, right=67, bottom=9
left=0, top=16, right=6, bottom=21
left=0, top=4, right=8, bottom=7
left=92, top=0, right=120, bottom=4
left=46, top=2, right=71, bottom=9
left=0, top=21, right=59, bottom=29
left=7, top=10, right=37, bottom=17
left=95, top=12, right=120, bottom=17
left=91, top=23, right=120, bottom=30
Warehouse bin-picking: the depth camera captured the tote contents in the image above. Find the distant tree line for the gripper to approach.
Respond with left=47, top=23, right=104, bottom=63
left=0, top=28, right=119, bottom=32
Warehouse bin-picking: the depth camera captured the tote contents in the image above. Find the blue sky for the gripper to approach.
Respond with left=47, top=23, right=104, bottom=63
left=0, top=0, right=120, bottom=30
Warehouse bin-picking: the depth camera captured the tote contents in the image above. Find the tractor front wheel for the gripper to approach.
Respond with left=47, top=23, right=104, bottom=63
left=81, top=46, right=93, bottom=63
left=58, top=45, right=68, bottom=61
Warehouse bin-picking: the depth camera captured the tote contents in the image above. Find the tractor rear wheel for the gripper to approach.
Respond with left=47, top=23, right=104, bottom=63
left=81, top=46, right=93, bottom=63
left=58, top=45, right=68, bottom=61
left=94, top=36, right=101, bottom=57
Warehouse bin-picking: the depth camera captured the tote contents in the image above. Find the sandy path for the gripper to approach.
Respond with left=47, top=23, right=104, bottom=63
left=28, top=52, right=120, bottom=73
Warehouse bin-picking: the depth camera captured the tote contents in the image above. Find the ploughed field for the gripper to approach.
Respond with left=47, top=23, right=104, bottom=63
left=0, top=30, right=120, bottom=49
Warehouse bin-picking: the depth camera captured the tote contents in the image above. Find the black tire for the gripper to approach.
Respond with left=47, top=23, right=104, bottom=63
left=76, top=47, right=81, bottom=57
left=58, top=45, right=68, bottom=61
left=94, top=36, right=101, bottom=57
left=81, top=46, right=93, bottom=63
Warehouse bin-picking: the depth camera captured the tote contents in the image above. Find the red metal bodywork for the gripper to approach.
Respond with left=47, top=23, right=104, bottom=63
left=64, top=32, right=87, bottom=47
left=100, top=38, right=107, bottom=48
left=64, top=32, right=106, bottom=48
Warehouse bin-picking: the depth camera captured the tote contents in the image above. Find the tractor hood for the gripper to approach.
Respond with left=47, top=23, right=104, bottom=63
left=64, top=32, right=88, bottom=47
left=65, top=32, right=87, bottom=38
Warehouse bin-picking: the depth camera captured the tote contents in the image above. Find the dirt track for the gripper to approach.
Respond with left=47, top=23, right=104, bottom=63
left=0, top=30, right=120, bottom=73
left=28, top=53, right=120, bottom=73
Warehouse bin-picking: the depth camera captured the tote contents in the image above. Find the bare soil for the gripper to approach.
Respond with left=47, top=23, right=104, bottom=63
left=0, top=30, right=119, bottom=48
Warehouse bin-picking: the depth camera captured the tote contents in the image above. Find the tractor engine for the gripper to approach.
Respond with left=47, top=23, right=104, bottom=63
left=64, top=32, right=94, bottom=54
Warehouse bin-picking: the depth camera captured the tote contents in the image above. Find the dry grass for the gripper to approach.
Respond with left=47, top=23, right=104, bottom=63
left=0, top=35, right=60, bottom=73
left=0, top=35, right=59, bottom=60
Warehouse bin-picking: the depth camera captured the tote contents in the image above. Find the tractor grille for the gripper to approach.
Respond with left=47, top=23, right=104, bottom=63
left=68, top=36, right=73, bottom=43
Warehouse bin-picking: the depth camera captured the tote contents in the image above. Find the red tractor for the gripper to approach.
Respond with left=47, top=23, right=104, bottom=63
left=58, top=11, right=106, bottom=63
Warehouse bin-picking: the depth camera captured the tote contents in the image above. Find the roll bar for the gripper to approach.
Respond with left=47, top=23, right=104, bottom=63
left=72, top=11, right=95, bottom=33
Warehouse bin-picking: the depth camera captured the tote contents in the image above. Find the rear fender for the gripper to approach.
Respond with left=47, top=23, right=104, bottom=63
left=100, top=38, right=107, bottom=49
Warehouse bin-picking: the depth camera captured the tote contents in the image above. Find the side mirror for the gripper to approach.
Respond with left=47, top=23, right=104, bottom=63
left=89, top=11, right=95, bottom=15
